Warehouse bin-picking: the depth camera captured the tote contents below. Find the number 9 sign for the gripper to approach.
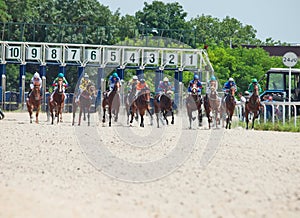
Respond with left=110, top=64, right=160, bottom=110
left=26, top=47, right=41, bottom=60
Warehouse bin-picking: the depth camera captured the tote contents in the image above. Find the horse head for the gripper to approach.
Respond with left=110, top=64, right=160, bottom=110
left=191, top=84, right=198, bottom=95
left=253, top=84, right=259, bottom=96
left=114, top=81, right=120, bottom=92
left=32, top=84, right=41, bottom=101
left=57, top=78, right=64, bottom=94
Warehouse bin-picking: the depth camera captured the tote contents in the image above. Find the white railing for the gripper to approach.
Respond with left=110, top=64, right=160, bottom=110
left=260, top=101, right=300, bottom=126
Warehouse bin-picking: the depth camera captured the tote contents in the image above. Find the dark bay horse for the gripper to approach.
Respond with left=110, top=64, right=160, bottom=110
left=245, top=84, right=260, bottom=129
left=154, top=91, right=174, bottom=128
left=129, top=87, right=153, bottom=127
left=186, top=85, right=202, bottom=129
left=26, top=84, right=41, bottom=123
left=49, top=78, right=65, bottom=125
left=102, top=81, right=120, bottom=127
left=204, top=86, right=220, bottom=129
left=223, top=86, right=236, bottom=129
left=72, top=84, right=96, bottom=126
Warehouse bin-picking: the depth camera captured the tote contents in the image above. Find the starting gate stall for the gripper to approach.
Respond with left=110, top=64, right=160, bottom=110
left=0, top=41, right=214, bottom=112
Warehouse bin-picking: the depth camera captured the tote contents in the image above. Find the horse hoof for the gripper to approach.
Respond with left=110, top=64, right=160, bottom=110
left=140, top=123, right=144, bottom=127
left=171, top=121, right=174, bottom=125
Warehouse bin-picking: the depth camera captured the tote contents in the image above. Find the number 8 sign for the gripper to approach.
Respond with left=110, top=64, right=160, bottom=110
left=46, top=47, right=61, bottom=61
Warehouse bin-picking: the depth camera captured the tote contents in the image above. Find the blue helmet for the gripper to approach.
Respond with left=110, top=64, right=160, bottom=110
left=194, top=74, right=199, bottom=80
left=210, top=75, right=216, bottom=81
left=58, top=73, right=64, bottom=78
left=112, top=72, right=118, bottom=78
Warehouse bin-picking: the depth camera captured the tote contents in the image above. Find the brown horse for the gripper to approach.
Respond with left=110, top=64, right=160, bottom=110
left=223, top=86, right=236, bottom=129
left=245, top=84, right=260, bottom=129
left=72, top=84, right=96, bottom=126
left=204, top=87, right=220, bottom=129
left=186, top=85, right=202, bottom=129
left=26, top=84, right=41, bottom=123
left=102, top=81, right=120, bottom=127
left=129, top=87, right=153, bottom=127
left=154, top=91, right=174, bottom=128
left=125, top=87, right=138, bottom=125
left=49, top=78, right=65, bottom=125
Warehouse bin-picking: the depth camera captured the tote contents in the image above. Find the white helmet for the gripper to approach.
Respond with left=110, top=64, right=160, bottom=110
left=84, top=73, right=89, bottom=78
left=163, top=77, right=169, bottom=82
left=132, top=75, right=138, bottom=80
left=34, top=72, right=40, bottom=78
left=228, top=77, right=234, bottom=82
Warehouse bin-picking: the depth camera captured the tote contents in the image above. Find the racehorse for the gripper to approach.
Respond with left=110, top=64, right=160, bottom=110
left=26, top=83, right=41, bottom=123
left=129, top=87, right=153, bottom=127
left=102, top=81, right=120, bottom=127
left=154, top=91, right=174, bottom=128
left=72, top=83, right=96, bottom=126
left=223, top=86, right=236, bottom=129
left=245, top=84, right=260, bottom=129
left=186, top=85, right=202, bottom=129
left=49, top=78, right=65, bottom=124
left=204, top=86, right=220, bottom=129
left=125, top=87, right=138, bottom=125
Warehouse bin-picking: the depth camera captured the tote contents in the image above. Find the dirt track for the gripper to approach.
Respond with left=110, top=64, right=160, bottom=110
left=0, top=112, right=299, bottom=218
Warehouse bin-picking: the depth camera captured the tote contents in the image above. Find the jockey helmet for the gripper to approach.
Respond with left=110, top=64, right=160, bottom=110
left=58, top=73, right=64, bottom=78
left=163, top=77, right=169, bottom=82
left=112, top=72, right=118, bottom=78
left=140, top=78, right=145, bottom=83
left=132, top=75, right=138, bottom=80
left=84, top=73, right=89, bottom=79
left=244, top=91, right=250, bottom=95
left=228, top=77, right=234, bottom=82
left=210, top=75, right=216, bottom=81
left=252, top=78, right=258, bottom=83
left=194, top=74, right=199, bottom=80
left=33, top=72, right=40, bottom=78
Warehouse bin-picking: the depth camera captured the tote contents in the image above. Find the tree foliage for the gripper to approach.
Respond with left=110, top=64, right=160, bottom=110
left=0, top=0, right=293, bottom=93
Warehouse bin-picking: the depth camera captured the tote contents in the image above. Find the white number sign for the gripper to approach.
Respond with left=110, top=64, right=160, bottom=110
left=125, top=50, right=140, bottom=64
left=66, top=48, right=81, bottom=61
left=85, top=49, right=100, bottom=62
left=106, top=49, right=120, bottom=63
left=145, top=51, right=159, bottom=65
left=6, top=46, right=21, bottom=59
left=283, top=52, right=298, bottom=67
left=184, top=53, right=197, bottom=67
left=165, top=53, right=178, bottom=66
left=26, top=47, right=41, bottom=60
left=46, top=47, right=61, bottom=61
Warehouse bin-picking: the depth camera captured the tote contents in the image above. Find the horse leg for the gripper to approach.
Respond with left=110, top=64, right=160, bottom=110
left=140, top=114, right=144, bottom=127
left=245, top=111, right=249, bottom=129
left=87, top=107, right=90, bottom=126
left=163, top=110, right=169, bottom=125
left=156, top=113, right=160, bottom=128
left=78, top=108, right=82, bottom=126
left=198, top=108, right=202, bottom=127
left=252, top=112, right=256, bottom=129
left=108, top=107, right=112, bottom=127
left=147, top=108, right=153, bottom=126
left=102, top=106, right=106, bottom=123
left=187, top=110, right=192, bottom=129
left=170, top=110, right=174, bottom=125
left=83, top=107, right=86, bottom=121
left=36, top=106, right=40, bottom=124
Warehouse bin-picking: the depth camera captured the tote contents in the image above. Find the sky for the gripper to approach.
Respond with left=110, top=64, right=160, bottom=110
left=99, top=0, right=300, bottom=44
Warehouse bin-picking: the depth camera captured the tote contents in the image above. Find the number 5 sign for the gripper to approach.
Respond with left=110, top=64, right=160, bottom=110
left=283, top=52, right=298, bottom=67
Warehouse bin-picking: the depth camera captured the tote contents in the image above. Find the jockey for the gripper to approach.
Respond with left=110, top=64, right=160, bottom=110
left=126, top=75, right=139, bottom=94
left=108, top=72, right=121, bottom=91
left=222, top=77, right=237, bottom=102
left=206, top=75, right=218, bottom=95
left=50, top=73, right=69, bottom=101
left=28, top=72, right=42, bottom=97
left=157, top=77, right=174, bottom=102
left=75, top=73, right=92, bottom=103
left=247, top=78, right=262, bottom=94
left=188, top=74, right=202, bottom=95
left=136, top=78, right=150, bottom=109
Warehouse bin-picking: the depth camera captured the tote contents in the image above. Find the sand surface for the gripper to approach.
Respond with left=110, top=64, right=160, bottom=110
left=0, top=111, right=299, bottom=218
